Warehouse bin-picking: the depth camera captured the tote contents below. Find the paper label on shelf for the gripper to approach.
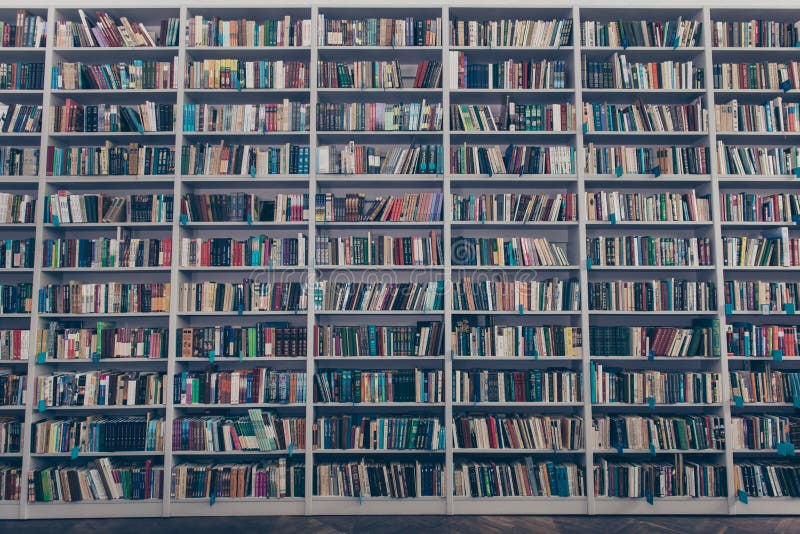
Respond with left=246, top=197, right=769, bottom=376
left=289, top=443, right=294, bottom=457
left=647, top=396, right=656, bottom=409
left=52, top=215, right=60, bottom=227
left=761, top=304, right=770, bottom=315
left=737, top=489, right=748, bottom=503
left=780, top=80, right=792, bottom=92
left=616, top=444, right=624, bottom=454
left=209, top=350, right=215, bottom=363
left=518, top=304, right=523, bottom=315
left=609, top=213, right=617, bottom=224
left=36, top=352, right=46, bottom=364
left=794, top=396, right=800, bottom=409
left=586, top=258, right=593, bottom=270
left=725, top=303, right=734, bottom=315
left=772, top=349, right=783, bottom=362
left=615, top=166, right=623, bottom=178
left=38, top=400, right=46, bottom=412
left=71, top=446, right=80, bottom=460
left=648, top=350, right=655, bottom=361
left=649, top=443, right=656, bottom=456
left=785, top=303, right=796, bottom=315
left=651, top=165, right=661, bottom=178
left=210, top=492, right=216, bottom=506
left=179, top=214, right=188, bottom=225
left=794, top=167, right=800, bottom=178
left=645, top=491, right=654, bottom=505
left=733, top=395, right=744, bottom=407
left=92, top=352, right=100, bottom=363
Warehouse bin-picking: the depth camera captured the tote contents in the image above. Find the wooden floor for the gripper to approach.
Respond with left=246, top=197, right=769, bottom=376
left=3, top=516, right=799, bottom=533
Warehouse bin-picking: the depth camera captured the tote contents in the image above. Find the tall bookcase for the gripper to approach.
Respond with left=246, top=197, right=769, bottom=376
left=0, top=0, right=798, bottom=519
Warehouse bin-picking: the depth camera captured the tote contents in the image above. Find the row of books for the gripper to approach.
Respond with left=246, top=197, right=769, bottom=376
left=452, top=323, right=582, bottom=358
left=589, top=366, right=722, bottom=404
left=0, top=329, right=30, bottom=361
left=452, top=192, right=577, bottom=222
left=450, top=18, right=572, bottom=48
left=723, top=231, right=799, bottom=268
left=0, top=237, right=34, bottom=268
left=450, top=103, right=575, bottom=132
left=43, top=193, right=173, bottom=224
left=730, top=367, right=800, bottom=404
left=173, top=369, right=306, bottom=405
left=453, top=415, right=582, bottom=451
left=587, top=280, right=717, bottom=312
left=724, top=281, right=800, bottom=313
left=582, top=100, right=707, bottom=133
left=317, top=60, right=438, bottom=89
left=318, top=143, right=443, bottom=175
left=314, top=323, right=444, bottom=358
left=317, top=101, right=441, bottom=132
left=178, top=281, right=306, bottom=313
left=38, top=322, right=168, bottom=360
left=181, top=143, right=310, bottom=176
left=313, top=192, right=443, bottom=223
left=726, top=324, right=800, bottom=358
left=712, top=61, right=800, bottom=91
left=584, top=144, right=709, bottom=176
left=580, top=19, right=703, bottom=48
left=179, top=325, right=307, bottom=359
left=181, top=235, right=306, bottom=268
left=50, top=100, right=174, bottom=133
left=46, top=144, right=176, bottom=176
left=0, top=467, right=17, bottom=500
left=586, top=236, right=713, bottom=267
left=55, top=11, right=179, bottom=48
left=318, top=15, right=442, bottom=47
left=449, top=145, right=575, bottom=175
left=186, top=15, right=310, bottom=48
left=450, top=54, right=568, bottom=89
left=582, top=55, right=704, bottom=89
left=455, top=459, right=583, bottom=497
left=316, top=232, right=442, bottom=267
left=453, top=369, right=581, bottom=404
left=711, top=20, right=800, bottom=48
left=0, top=417, right=20, bottom=453
left=313, top=369, right=443, bottom=404
left=0, top=373, right=26, bottom=406
left=315, top=461, right=442, bottom=498
left=314, top=416, right=444, bottom=451
left=0, top=10, right=45, bottom=48
left=42, top=235, right=173, bottom=269
left=736, top=463, right=800, bottom=498
left=731, top=414, right=800, bottom=450
left=35, top=371, right=164, bottom=407
left=720, top=192, right=800, bottom=222
left=593, top=415, right=725, bottom=451
left=715, top=98, right=800, bottom=133
left=30, top=459, right=164, bottom=502
left=185, top=59, right=308, bottom=90
left=585, top=191, right=711, bottom=223
left=0, top=193, right=34, bottom=223
left=37, top=282, right=171, bottom=314
left=451, top=278, right=580, bottom=313
left=589, top=324, right=720, bottom=358
left=451, top=236, right=569, bottom=267
left=53, top=60, right=177, bottom=90
left=594, top=459, right=726, bottom=498
left=0, top=147, right=38, bottom=176
left=312, top=281, right=443, bottom=312
left=0, top=62, right=44, bottom=90
left=32, top=415, right=163, bottom=453
left=180, top=192, right=307, bottom=223
left=171, top=460, right=304, bottom=499
left=0, top=283, right=32, bottom=314
left=183, top=101, right=309, bottom=133
left=173, top=410, right=303, bottom=452
left=0, top=103, right=41, bottom=133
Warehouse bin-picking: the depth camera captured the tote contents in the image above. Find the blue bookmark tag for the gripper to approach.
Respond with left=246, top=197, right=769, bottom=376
left=609, top=213, right=617, bottom=224
left=673, top=35, right=681, bottom=49
left=616, top=444, right=624, bottom=455
left=71, top=446, right=80, bottom=460
left=268, top=259, right=273, bottom=270
left=235, top=75, right=242, bottom=92
left=648, top=350, right=655, bottom=361
left=246, top=213, right=253, bottom=225
left=785, top=303, right=795, bottom=315
left=586, top=258, right=593, bottom=270
left=772, top=349, right=783, bottom=362
left=761, top=304, right=770, bottom=316
left=793, top=167, right=800, bottom=179
left=238, top=302, right=244, bottom=316
left=358, top=492, right=363, bottom=505
left=621, top=37, right=629, bottom=49
left=180, top=214, right=188, bottom=225
left=615, top=166, right=623, bottom=178
left=725, top=303, right=734, bottom=315
left=647, top=396, right=656, bottom=409
left=92, top=352, right=100, bottom=363
left=36, top=352, right=46, bottom=364
left=780, top=80, right=792, bottom=92
left=518, top=304, right=524, bottom=315
left=210, top=492, right=216, bottom=506
left=250, top=165, right=257, bottom=178
left=582, top=122, right=588, bottom=134
left=651, top=165, right=661, bottom=178
left=52, top=215, right=60, bottom=227
left=239, top=351, right=244, bottom=362
left=209, top=350, right=215, bottom=363
left=38, top=400, right=46, bottom=412
left=450, top=349, right=454, bottom=361
left=738, top=489, right=748, bottom=504
left=793, top=396, right=800, bottom=409
left=289, top=443, right=294, bottom=457
left=785, top=443, right=796, bottom=456
left=645, top=491, right=654, bottom=505
left=733, top=395, right=744, bottom=407
left=649, top=443, right=656, bottom=456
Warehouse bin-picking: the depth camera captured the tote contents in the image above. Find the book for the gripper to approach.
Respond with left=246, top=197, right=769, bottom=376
left=315, top=415, right=444, bottom=450
left=179, top=281, right=307, bottom=313
left=454, top=459, right=584, bottom=497
left=43, top=192, right=173, bottom=224
left=50, top=101, right=174, bottom=133
left=181, top=234, right=306, bottom=268
left=593, top=414, right=725, bottom=451
left=0, top=11, right=46, bottom=48
left=727, top=324, right=800, bottom=358
left=582, top=99, right=707, bottom=132
left=42, top=235, right=172, bottom=269
left=185, top=59, right=308, bottom=89
left=713, top=61, right=800, bottom=90
left=450, top=145, right=575, bottom=175
left=585, top=144, right=708, bottom=175
left=452, top=277, right=580, bottom=312
left=585, top=190, right=711, bottom=222
left=724, top=280, right=800, bottom=313
left=595, top=459, right=726, bottom=498
left=0, top=329, right=29, bottom=361
left=581, top=18, right=702, bottom=47
left=37, top=322, right=168, bottom=360
left=316, top=144, right=443, bottom=175
left=55, top=12, right=178, bottom=48
left=713, top=19, right=800, bottom=48
left=177, top=324, right=306, bottom=358
left=317, top=101, right=442, bottom=131
left=452, top=321, right=582, bottom=358
left=453, top=415, right=582, bottom=450
left=590, top=363, right=722, bottom=403
left=0, top=103, right=41, bottom=132
left=450, top=18, right=572, bottom=47
left=590, top=324, right=718, bottom=358
left=47, top=144, right=176, bottom=176
left=448, top=53, right=567, bottom=89
left=180, top=193, right=307, bottom=223
left=315, top=232, right=442, bottom=267
left=315, top=322, right=444, bottom=357
left=0, top=237, right=34, bottom=268
left=0, top=62, right=44, bottom=89
left=586, top=236, right=713, bottom=267
left=582, top=54, right=704, bottom=89
left=716, top=98, right=800, bottom=133
left=0, top=283, right=32, bottom=314
left=452, top=236, right=570, bottom=267
left=314, top=192, right=442, bottom=222
left=173, top=411, right=304, bottom=452
left=181, top=143, right=309, bottom=176
left=313, top=281, right=443, bottom=312
left=454, top=369, right=581, bottom=403
left=315, top=460, right=443, bottom=497
left=720, top=192, right=800, bottom=222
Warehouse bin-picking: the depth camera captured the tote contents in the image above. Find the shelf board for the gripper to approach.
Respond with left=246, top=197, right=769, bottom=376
left=36, top=404, right=166, bottom=412
left=315, top=402, right=445, bottom=408
left=315, top=264, right=443, bottom=271
left=587, top=265, right=714, bottom=271
left=452, top=310, right=579, bottom=316
left=594, top=448, right=722, bottom=455
left=26, top=500, right=164, bottom=519
left=39, top=312, right=170, bottom=318
left=51, top=88, right=177, bottom=94
left=172, top=449, right=301, bottom=456
left=314, top=449, right=444, bottom=455
left=176, top=357, right=305, bottom=363
left=176, top=311, right=306, bottom=317
left=451, top=496, right=586, bottom=515
left=453, top=402, right=582, bottom=408
left=180, top=265, right=307, bottom=272
left=588, top=310, right=719, bottom=316
left=174, top=403, right=305, bottom=409
left=314, top=356, right=445, bottom=361
left=42, top=266, right=171, bottom=273
left=31, top=451, right=162, bottom=457
left=453, top=448, right=584, bottom=454
left=594, top=497, right=728, bottom=515
left=314, top=310, right=444, bottom=315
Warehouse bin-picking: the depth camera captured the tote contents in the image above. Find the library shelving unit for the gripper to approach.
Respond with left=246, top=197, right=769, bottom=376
left=0, top=0, right=798, bottom=519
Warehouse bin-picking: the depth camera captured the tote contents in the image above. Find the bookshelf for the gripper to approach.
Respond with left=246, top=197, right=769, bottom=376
left=0, top=0, right=798, bottom=519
